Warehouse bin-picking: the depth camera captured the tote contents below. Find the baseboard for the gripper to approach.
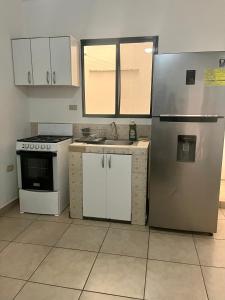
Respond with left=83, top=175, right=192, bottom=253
left=0, top=198, right=18, bottom=214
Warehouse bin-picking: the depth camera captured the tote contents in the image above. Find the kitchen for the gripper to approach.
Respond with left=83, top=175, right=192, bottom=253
left=1, top=0, right=225, bottom=299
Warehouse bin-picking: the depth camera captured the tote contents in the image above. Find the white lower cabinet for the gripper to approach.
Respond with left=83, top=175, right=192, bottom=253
left=83, top=153, right=106, bottom=219
left=82, top=153, right=131, bottom=221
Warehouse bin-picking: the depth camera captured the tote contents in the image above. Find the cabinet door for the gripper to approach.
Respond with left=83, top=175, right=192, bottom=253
left=106, top=154, right=132, bottom=221
left=12, top=39, right=33, bottom=85
left=50, top=37, right=72, bottom=85
left=31, top=38, right=51, bottom=85
left=83, top=153, right=106, bottom=218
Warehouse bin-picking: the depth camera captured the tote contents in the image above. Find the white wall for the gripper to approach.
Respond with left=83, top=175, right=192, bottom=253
left=21, top=0, right=225, bottom=124
left=0, top=0, right=30, bottom=208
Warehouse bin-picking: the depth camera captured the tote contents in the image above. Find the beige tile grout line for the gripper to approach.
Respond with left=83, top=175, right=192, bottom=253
left=12, top=279, right=27, bottom=300
left=143, top=228, right=150, bottom=300
left=192, top=234, right=209, bottom=300
left=11, top=220, right=71, bottom=299
left=79, top=290, right=142, bottom=300
left=9, top=220, right=112, bottom=300
left=78, top=225, right=110, bottom=300
left=11, top=245, right=54, bottom=300
left=1, top=211, right=223, bottom=299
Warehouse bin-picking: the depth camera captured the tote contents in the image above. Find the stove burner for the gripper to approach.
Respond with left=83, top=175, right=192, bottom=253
left=17, top=135, right=72, bottom=143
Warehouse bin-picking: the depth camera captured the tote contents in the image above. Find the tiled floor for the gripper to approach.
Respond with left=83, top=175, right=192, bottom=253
left=1, top=204, right=225, bottom=299
left=219, top=180, right=225, bottom=203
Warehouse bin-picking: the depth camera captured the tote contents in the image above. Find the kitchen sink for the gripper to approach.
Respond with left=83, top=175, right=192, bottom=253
left=103, top=139, right=133, bottom=145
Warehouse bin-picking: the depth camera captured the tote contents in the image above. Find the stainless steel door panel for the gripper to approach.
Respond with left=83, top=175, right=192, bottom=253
left=152, top=52, right=225, bottom=116
left=149, top=117, right=225, bottom=233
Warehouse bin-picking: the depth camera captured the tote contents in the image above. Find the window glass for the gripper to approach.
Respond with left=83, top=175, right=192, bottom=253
left=84, top=45, right=116, bottom=115
left=119, top=42, right=153, bottom=115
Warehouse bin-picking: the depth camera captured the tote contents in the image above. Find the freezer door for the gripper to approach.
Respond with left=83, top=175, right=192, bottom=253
left=149, top=117, right=225, bottom=233
left=152, top=52, right=225, bottom=116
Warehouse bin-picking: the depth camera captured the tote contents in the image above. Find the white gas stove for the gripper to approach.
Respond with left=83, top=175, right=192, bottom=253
left=16, top=124, right=72, bottom=216
left=16, top=135, right=72, bottom=152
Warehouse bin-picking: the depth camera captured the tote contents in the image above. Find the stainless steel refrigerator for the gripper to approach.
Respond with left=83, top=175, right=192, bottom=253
left=149, top=52, right=225, bottom=233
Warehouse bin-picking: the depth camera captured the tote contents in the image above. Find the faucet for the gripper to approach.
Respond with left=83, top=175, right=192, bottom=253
left=111, top=122, right=118, bottom=140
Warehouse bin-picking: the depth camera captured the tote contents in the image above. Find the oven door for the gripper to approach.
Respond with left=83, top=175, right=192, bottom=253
left=16, top=151, right=57, bottom=191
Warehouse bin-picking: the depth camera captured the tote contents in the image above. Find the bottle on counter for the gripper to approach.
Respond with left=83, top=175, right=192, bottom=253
left=129, top=121, right=137, bottom=141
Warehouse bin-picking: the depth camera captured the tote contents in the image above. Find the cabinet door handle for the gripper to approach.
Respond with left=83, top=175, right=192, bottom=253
left=27, top=71, right=31, bottom=84
left=108, top=155, right=111, bottom=168
left=46, top=71, right=50, bottom=84
left=53, top=71, right=56, bottom=84
left=101, top=155, right=105, bottom=168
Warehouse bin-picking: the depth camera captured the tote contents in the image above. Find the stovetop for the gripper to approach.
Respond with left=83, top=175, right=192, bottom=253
left=17, top=135, right=72, bottom=143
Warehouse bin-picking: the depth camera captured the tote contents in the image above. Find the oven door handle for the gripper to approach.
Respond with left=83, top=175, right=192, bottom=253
left=16, top=150, right=57, bottom=156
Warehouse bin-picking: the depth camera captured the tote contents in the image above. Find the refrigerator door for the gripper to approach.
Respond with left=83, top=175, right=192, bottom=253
left=149, top=116, right=225, bottom=233
left=152, top=52, right=225, bottom=116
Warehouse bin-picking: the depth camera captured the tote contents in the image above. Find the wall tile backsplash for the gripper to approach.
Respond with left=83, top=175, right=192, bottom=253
left=31, top=123, right=151, bottom=140
left=73, top=123, right=151, bottom=140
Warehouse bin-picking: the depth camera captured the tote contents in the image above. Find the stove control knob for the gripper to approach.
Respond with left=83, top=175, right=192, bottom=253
left=22, top=144, right=25, bottom=149
left=25, top=144, right=29, bottom=149
left=30, top=144, right=34, bottom=149
left=46, top=145, right=51, bottom=150
left=41, top=144, right=45, bottom=150
left=35, top=144, right=39, bottom=150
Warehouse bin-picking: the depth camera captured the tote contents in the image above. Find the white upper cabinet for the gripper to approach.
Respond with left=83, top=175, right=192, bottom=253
left=50, top=37, right=79, bottom=86
left=11, top=39, right=33, bottom=85
left=11, top=36, right=80, bottom=86
left=31, top=38, right=51, bottom=85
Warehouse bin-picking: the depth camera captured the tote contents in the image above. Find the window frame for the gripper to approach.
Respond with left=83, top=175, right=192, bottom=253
left=81, top=36, right=159, bottom=118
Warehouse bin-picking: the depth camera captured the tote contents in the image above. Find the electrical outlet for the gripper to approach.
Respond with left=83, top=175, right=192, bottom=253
left=6, top=165, right=14, bottom=172
left=69, top=105, right=77, bottom=111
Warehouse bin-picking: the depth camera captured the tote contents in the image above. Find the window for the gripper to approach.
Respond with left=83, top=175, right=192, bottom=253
left=83, top=44, right=116, bottom=115
left=81, top=36, right=158, bottom=117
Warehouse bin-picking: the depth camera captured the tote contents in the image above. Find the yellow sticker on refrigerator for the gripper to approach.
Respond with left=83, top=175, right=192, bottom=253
left=204, top=68, right=225, bottom=86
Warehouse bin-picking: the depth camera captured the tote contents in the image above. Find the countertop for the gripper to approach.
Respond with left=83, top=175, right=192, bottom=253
left=69, top=140, right=150, bottom=153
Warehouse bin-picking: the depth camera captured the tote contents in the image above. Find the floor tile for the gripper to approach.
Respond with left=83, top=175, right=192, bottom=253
left=145, top=260, right=207, bottom=300
left=110, top=222, right=149, bottom=232
left=3, top=204, right=38, bottom=220
left=219, top=180, right=225, bottom=202
left=31, top=248, right=96, bottom=289
left=0, top=242, right=50, bottom=280
left=150, top=227, right=192, bottom=237
left=37, top=207, right=72, bottom=223
left=0, top=217, right=32, bottom=241
left=15, top=282, right=81, bottom=300
left=214, top=219, right=225, bottom=239
left=16, top=220, right=69, bottom=246
left=72, top=218, right=110, bottom=228
left=0, top=276, right=25, bottom=300
left=221, top=208, right=225, bottom=217
left=193, top=218, right=225, bottom=240
left=57, top=224, right=107, bottom=251
left=101, top=228, right=149, bottom=258
left=85, top=253, right=146, bottom=299
left=80, top=291, right=132, bottom=300
left=195, top=238, right=225, bottom=267
left=0, top=240, right=9, bottom=252
left=148, top=232, right=199, bottom=264
left=202, top=266, right=225, bottom=300
left=218, top=209, right=225, bottom=220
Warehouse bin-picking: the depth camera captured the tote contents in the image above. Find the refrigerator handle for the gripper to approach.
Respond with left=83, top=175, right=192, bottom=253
left=159, top=114, right=222, bottom=122
left=159, top=114, right=220, bottom=118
